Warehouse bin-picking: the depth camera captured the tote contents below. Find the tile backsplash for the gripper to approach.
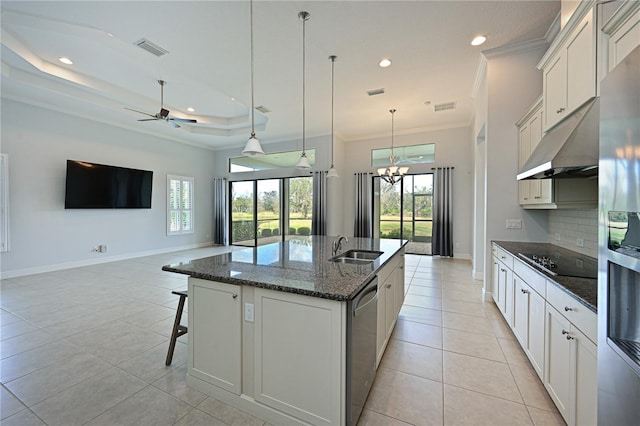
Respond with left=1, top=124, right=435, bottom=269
left=548, top=209, right=598, bottom=258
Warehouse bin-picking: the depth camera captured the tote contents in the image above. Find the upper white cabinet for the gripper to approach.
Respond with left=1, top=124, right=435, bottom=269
left=516, top=97, right=552, bottom=206
left=540, top=6, right=597, bottom=131
left=603, top=1, right=640, bottom=71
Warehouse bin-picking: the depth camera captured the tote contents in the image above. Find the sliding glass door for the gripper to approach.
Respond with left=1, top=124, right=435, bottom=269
left=375, top=173, right=433, bottom=248
left=230, top=177, right=313, bottom=247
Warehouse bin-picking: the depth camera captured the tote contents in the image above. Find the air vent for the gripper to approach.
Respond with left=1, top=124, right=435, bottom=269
left=434, top=101, right=456, bottom=112
left=367, top=88, right=385, bottom=96
left=134, top=38, right=169, bottom=57
left=255, top=105, right=271, bottom=113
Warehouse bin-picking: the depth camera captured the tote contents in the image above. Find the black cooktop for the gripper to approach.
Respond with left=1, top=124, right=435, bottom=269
left=518, top=252, right=598, bottom=279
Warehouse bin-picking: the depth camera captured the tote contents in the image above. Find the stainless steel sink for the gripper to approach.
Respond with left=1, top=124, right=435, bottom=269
left=330, top=250, right=383, bottom=263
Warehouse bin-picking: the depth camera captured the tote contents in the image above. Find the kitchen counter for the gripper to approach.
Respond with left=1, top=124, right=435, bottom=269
left=493, top=241, right=597, bottom=312
left=163, top=236, right=407, bottom=301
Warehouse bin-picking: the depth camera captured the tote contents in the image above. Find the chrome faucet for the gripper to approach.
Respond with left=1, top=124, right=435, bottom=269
left=332, top=235, right=349, bottom=255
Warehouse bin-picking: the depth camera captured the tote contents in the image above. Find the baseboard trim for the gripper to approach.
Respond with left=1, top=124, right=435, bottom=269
left=0, top=242, right=214, bottom=279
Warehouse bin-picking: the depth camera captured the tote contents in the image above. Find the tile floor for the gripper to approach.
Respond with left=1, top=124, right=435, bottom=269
left=0, top=249, right=565, bottom=425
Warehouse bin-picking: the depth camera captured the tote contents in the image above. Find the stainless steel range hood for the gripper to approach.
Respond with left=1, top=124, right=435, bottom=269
left=517, top=98, right=599, bottom=180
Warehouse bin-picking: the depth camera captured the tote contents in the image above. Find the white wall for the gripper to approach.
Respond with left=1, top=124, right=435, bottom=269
left=483, top=47, right=550, bottom=288
left=1, top=100, right=219, bottom=277
left=341, top=126, right=475, bottom=259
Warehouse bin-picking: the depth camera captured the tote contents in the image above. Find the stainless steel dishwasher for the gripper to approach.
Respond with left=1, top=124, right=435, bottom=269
left=346, top=276, right=378, bottom=426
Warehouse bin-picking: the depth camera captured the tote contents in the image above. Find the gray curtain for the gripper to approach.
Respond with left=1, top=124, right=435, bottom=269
left=213, top=178, right=227, bottom=245
left=312, top=171, right=327, bottom=235
left=354, top=172, right=373, bottom=238
left=432, top=167, right=453, bottom=257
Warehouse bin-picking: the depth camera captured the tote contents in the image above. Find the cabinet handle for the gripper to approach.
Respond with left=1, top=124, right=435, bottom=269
left=521, top=289, right=529, bottom=294
left=501, top=256, right=506, bottom=259
left=564, top=306, right=572, bottom=312
left=534, top=196, right=541, bottom=199
left=524, top=197, right=529, bottom=200
left=562, top=329, right=575, bottom=340
left=232, top=293, right=238, bottom=299
left=386, top=284, right=392, bottom=289
left=556, top=107, right=565, bottom=114
left=500, top=268, right=506, bottom=272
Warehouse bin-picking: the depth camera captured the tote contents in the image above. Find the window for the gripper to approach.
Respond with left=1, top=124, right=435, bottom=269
left=229, top=149, right=316, bottom=172
left=167, top=175, right=194, bottom=235
left=371, top=143, right=435, bottom=167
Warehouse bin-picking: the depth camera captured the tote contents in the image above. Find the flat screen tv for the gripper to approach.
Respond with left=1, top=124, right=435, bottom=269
left=64, top=160, right=153, bottom=209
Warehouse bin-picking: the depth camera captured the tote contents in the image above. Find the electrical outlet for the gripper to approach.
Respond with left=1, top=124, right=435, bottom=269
left=577, top=238, right=584, bottom=248
left=555, top=233, right=561, bottom=241
left=244, top=303, right=254, bottom=323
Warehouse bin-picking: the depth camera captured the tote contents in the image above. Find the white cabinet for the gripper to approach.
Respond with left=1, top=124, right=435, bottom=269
left=603, top=1, right=640, bottom=71
left=544, top=280, right=597, bottom=426
left=189, top=278, right=242, bottom=395
left=516, top=97, right=552, bottom=206
left=513, top=276, right=546, bottom=378
left=492, top=248, right=514, bottom=325
left=376, top=251, right=405, bottom=367
left=540, top=7, right=597, bottom=131
left=254, top=288, right=344, bottom=426
left=492, top=243, right=598, bottom=426
left=544, top=303, right=597, bottom=426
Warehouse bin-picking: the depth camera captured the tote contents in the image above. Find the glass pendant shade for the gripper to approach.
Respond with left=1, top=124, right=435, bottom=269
left=296, top=152, right=311, bottom=169
left=327, top=166, right=338, bottom=178
left=242, top=133, right=264, bottom=156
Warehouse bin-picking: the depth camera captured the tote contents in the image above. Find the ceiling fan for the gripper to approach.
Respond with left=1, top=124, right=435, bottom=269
left=125, top=80, right=197, bottom=128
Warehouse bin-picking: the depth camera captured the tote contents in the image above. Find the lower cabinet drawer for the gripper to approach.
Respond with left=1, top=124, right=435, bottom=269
left=514, top=259, right=546, bottom=298
left=546, top=281, right=597, bottom=343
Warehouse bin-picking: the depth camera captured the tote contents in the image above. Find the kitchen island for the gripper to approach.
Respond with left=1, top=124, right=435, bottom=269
left=163, top=236, right=407, bottom=426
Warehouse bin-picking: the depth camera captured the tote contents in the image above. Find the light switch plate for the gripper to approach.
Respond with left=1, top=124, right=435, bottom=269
left=506, top=219, right=522, bottom=229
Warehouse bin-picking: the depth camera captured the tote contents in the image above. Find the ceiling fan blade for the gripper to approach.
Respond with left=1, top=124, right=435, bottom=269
left=170, top=117, right=198, bottom=123
left=138, top=118, right=159, bottom=122
left=124, top=107, right=156, bottom=118
left=167, top=120, right=181, bottom=129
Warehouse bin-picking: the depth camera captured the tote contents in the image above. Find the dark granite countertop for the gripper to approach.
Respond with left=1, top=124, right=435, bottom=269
left=493, top=241, right=597, bottom=313
left=163, top=236, right=407, bottom=301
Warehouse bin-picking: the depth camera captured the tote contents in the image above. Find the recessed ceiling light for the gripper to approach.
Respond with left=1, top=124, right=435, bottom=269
left=187, top=107, right=195, bottom=113
left=379, top=58, right=392, bottom=68
left=471, top=35, right=487, bottom=46
left=58, top=57, right=73, bottom=65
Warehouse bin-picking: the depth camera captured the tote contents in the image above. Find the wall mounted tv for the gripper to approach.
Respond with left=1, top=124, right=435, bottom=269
left=64, top=160, right=153, bottom=209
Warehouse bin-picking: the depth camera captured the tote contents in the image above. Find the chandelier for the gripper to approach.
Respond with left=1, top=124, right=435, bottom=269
left=377, top=109, right=408, bottom=184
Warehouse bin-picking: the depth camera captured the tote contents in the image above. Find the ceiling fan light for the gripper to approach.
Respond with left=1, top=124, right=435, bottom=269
left=242, top=134, right=265, bottom=156
left=399, top=166, right=409, bottom=175
left=296, top=152, right=311, bottom=169
left=327, top=166, right=339, bottom=178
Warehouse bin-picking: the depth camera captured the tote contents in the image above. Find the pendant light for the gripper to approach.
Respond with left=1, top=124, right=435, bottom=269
left=377, top=109, right=409, bottom=184
left=296, top=11, right=311, bottom=169
left=242, top=0, right=265, bottom=157
left=326, top=55, right=339, bottom=178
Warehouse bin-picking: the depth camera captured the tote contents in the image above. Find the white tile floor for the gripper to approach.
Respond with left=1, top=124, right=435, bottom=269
left=0, top=249, right=565, bottom=425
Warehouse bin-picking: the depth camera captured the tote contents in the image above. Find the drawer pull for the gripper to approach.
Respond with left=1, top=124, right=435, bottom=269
left=501, top=268, right=506, bottom=272
left=534, top=196, right=541, bottom=199
left=521, top=289, right=529, bottom=294
left=386, top=284, right=392, bottom=289
left=564, top=306, right=572, bottom=312
left=232, top=293, right=238, bottom=299
left=501, top=256, right=506, bottom=259
left=557, top=107, right=565, bottom=114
